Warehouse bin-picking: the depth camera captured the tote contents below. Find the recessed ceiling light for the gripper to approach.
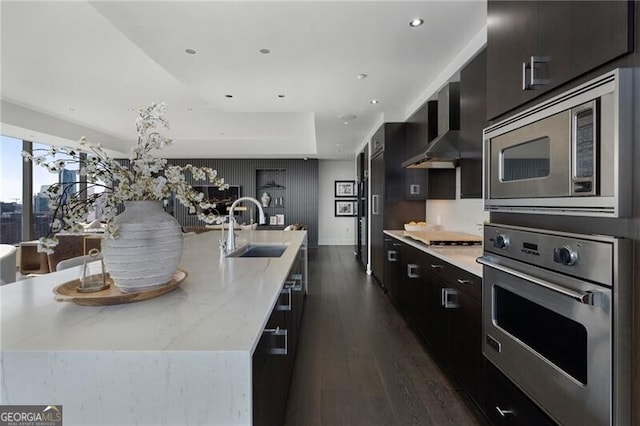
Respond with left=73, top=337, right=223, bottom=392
left=277, top=94, right=285, bottom=98
left=225, top=94, right=233, bottom=98
left=409, top=18, right=424, bottom=27
left=369, top=99, right=380, bottom=105
left=259, top=48, right=271, bottom=54
left=356, top=73, right=368, bottom=80
left=185, top=48, right=197, bottom=55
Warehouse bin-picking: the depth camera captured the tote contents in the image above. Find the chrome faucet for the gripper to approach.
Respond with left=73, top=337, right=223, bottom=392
left=224, top=196, right=266, bottom=254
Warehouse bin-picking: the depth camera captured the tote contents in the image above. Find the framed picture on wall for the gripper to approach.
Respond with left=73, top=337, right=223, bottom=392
left=335, top=200, right=356, bottom=217
left=335, top=180, right=356, bottom=197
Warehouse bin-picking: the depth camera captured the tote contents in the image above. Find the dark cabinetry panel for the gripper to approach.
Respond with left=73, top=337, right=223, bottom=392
left=253, top=250, right=306, bottom=426
left=396, top=240, right=484, bottom=409
left=405, top=101, right=456, bottom=200
left=370, top=124, right=426, bottom=285
left=487, top=0, right=633, bottom=120
left=406, top=101, right=438, bottom=159
left=383, top=237, right=402, bottom=305
left=485, top=362, right=557, bottom=426
left=459, top=48, right=487, bottom=199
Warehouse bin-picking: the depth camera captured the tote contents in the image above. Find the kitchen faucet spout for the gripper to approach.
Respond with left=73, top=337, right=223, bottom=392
left=225, top=197, right=266, bottom=253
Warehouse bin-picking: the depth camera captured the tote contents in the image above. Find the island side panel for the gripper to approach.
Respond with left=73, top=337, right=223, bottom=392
left=0, top=350, right=252, bottom=426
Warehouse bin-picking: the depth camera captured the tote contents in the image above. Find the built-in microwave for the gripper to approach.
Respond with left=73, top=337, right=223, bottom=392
left=483, top=69, right=634, bottom=217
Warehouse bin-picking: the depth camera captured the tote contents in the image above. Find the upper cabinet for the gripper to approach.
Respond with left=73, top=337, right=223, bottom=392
left=405, top=101, right=438, bottom=160
left=459, top=48, right=487, bottom=199
left=486, top=0, right=634, bottom=120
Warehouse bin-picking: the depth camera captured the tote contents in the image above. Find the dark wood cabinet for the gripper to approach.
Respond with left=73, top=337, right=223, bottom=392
left=383, top=237, right=402, bottom=305
left=395, top=240, right=484, bottom=410
left=405, top=101, right=438, bottom=159
left=459, top=48, right=486, bottom=199
left=487, top=0, right=634, bottom=120
left=252, top=249, right=306, bottom=426
left=404, top=101, right=456, bottom=201
left=485, top=362, right=557, bottom=426
left=370, top=123, right=426, bottom=285
left=356, top=150, right=368, bottom=265
left=370, top=150, right=386, bottom=283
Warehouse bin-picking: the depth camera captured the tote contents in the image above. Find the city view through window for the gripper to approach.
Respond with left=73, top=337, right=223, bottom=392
left=1, top=136, right=88, bottom=245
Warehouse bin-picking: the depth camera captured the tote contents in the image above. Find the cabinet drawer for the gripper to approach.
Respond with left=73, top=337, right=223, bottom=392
left=424, top=256, right=481, bottom=302
left=485, top=362, right=557, bottom=426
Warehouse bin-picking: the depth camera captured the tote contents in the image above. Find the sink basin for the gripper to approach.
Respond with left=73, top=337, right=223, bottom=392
left=226, top=244, right=288, bottom=258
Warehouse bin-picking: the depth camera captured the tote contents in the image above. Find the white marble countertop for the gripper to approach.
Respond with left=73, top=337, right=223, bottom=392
left=384, top=230, right=483, bottom=277
left=1, top=230, right=307, bottom=425
left=1, top=230, right=307, bottom=354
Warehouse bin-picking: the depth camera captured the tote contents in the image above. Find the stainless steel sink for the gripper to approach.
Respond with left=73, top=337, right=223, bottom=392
left=226, top=244, right=287, bottom=258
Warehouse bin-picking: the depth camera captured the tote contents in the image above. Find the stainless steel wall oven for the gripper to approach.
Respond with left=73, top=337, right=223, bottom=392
left=478, top=224, right=632, bottom=425
left=483, top=69, right=633, bottom=217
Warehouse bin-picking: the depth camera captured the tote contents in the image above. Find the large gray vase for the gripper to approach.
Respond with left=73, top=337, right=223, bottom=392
left=102, top=200, right=183, bottom=293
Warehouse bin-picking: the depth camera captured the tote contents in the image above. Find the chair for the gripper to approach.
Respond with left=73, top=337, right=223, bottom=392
left=19, top=241, right=50, bottom=274
left=47, top=234, right=102, bottom=272
left=0, top=244, right=17, bottom=285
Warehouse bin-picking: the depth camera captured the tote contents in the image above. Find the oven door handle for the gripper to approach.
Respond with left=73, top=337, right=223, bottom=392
left=477, top=256, right=602, bottom=307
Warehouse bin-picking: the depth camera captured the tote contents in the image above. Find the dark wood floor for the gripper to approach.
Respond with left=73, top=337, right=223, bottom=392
left=285, top=246, right=485, bottom=426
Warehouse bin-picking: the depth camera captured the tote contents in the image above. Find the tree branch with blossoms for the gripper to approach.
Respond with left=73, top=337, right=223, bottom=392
left=22, top=103, right=229, bottom=253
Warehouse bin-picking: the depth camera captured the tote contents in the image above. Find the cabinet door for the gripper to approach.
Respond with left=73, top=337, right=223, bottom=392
left=371, top=125, right=385, bottom=156
left=487, top=1, right=633, bottom=120
left=459, top=48, right=486, bottom=199
left=485, top=363, right=557, bottom=426
left=566, top=1, right=632, bottom=78
left=253, top=309, right=288, bottom=426
left=402, top=246, right=426, bottom=332
left=384, top=238, right=402, bottom=304
left=370, top=152, right=385, bottom=283
left=447, top=290, right=484, bottom=407
left=486, top=0, right=538, bottom=120
left=405, top=169, right=427, bottom=200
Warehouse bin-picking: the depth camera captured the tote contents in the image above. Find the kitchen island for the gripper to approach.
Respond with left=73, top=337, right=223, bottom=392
left=0, top=230, right=308, bottom=425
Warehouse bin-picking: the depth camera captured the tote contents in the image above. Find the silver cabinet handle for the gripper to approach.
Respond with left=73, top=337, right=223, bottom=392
left=387, top=250, right=398, bottom=262
left=407, top=264, right=419, bottom=278
left=264, top=327, right=288, bottom=355
left=477, top=256, right=602, bottom=307
left=430, top=264, right=444, bottom=269
left=372, top=194, right=379, bottom=215
left=457, top=278, right=473, bottom=285
left=523, top=56, right=550, bottom=90
left=409, top=184, right=421, bottom=195
left=285, top=279, right=302, bottom=292
left=496, top=406, right=514, bottom=417
left=277, top=287, right=292, bottom=311
left=441, top=288, right=458, bottom=308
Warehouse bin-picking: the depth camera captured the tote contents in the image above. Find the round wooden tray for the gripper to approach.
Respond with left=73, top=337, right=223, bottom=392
left=53, top=269, right=188, bottom=306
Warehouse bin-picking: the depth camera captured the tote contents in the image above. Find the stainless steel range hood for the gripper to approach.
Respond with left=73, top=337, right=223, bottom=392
left=402, top=82, right=461, bottom=169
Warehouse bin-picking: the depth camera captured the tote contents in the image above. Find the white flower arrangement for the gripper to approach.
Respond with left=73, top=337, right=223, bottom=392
left=23, top=103, right=228, bottom=253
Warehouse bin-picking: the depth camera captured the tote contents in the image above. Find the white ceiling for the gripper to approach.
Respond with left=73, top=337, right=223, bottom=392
left=0, top=1, right=487, bottom=159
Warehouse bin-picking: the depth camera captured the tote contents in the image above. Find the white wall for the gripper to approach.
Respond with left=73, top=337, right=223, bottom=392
left=318, top=160, right=356, bottom=245
left=425, top=167, right=489, bottom=236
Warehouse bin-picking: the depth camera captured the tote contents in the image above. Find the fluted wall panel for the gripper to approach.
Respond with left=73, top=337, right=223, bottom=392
left=167, top=158, right=319, bottom=247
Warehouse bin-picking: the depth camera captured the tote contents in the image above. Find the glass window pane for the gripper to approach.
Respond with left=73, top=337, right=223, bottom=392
left=32, top=143, right=79, bottom=239
left=501, top=137, right=551, bottom=182
left=0, top=136, right=24, bottom=244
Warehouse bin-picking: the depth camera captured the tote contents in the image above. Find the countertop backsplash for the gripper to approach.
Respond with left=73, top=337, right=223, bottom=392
left=425, top=168, right=488, bottom=236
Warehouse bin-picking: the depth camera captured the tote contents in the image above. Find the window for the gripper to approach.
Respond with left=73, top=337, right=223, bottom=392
left=32, top=143, right=81, bottom=239
left=0, top=136, right=24, bottom=244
